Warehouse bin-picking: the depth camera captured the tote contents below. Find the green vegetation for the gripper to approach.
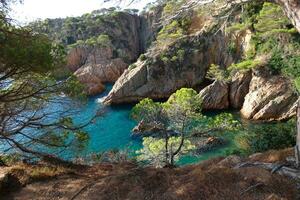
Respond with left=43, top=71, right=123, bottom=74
left=156, top=0, right=191, bottom=48
left=206, top=64, right=230, bottom=81
left=139, top=54, right=147, bottom=61
left=132, top=88, right=240, bottom=167
left=227, top=2, right=300, bottom=89
left=0, top=0, right=93, bottom=160
left=29, top=9, right=125, bottom=46
left=236, top=119, right=296, bottom=154
left=68, top=34, right=112, bottom=49
left=137, top=137, right=195, bottom=167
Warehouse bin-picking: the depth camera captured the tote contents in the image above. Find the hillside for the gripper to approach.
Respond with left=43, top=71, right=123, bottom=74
left=2, top=149, right=300, bottom=200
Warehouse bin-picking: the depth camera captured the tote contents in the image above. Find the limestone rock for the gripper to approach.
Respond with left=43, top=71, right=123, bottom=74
left=73, top=47, right=128, bottom=96
left=198, top=80, right=229, bottom=110
left=229, top=70, right=252, bottom=109
left=104, top=31, right=236, bottom=104
left=241, top=69, right=299, bottom=121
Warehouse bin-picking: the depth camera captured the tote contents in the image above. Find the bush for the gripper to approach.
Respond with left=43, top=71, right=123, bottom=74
left=236, top=119, right=296, bottom=154
left=128, top=64, right=137, bottom=70
left=139, top=54, right=147, bottom=61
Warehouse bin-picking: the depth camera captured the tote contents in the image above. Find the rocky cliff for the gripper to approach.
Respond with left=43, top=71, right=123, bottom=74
left=103, top=29, right=236, bottom=103
left=241, top=68, right=299, bottom=121
left=102, top=1, right=299, bottom=121
left=31, top=9, right=162, bottom=96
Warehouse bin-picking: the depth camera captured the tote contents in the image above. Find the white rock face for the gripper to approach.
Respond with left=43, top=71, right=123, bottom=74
left=241, top=69, right=299, bottom=121
left=198, top=80, right=229, bottom=110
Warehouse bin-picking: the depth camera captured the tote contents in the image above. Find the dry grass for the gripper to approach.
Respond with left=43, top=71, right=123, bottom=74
left=4, top=149, right=300, bottom=200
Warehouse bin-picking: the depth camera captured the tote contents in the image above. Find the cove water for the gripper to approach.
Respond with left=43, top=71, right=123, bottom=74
left=56, top=84, right=243, bottom=165
left=1, top=84, right=243, bottom=166
left=64, top=84, right=141, bottom=158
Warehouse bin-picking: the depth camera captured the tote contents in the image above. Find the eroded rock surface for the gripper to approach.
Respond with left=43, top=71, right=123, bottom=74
left=198, top=80, right=229, bottom=110
left=230, top=70, right=252, bottom=109
left=241, top=68, right=299, bottom=121
left=104, top=30, right=236, bottom=104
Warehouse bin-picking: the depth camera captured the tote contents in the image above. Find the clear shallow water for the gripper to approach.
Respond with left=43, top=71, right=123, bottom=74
left=1, top=83, right=246, bottom=166
left=61, top=84, right=141, bottom=159
left=59, top=85, right=244, bottom=165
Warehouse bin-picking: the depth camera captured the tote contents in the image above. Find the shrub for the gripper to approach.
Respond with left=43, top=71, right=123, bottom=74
left=128, top=64, right=137, bottom=70
left=228, top=59, right=261, bottom=72
left=139, top=54, right=147, bottom=61
left=236, top=119, right=296, bottom=154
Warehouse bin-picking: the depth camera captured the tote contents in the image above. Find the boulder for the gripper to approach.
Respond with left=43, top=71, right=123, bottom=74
left=241, top=68, right=299, bottom=121
left=198, top=80, right=229, bottom=110
left=229, top=70, right=252, bottom=109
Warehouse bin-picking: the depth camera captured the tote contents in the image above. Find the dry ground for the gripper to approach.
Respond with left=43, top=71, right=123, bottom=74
left=1, top=148, right=299, bottom=200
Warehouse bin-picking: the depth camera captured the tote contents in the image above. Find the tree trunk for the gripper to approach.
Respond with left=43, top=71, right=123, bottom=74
left=296, top=101, right=300, bottom=168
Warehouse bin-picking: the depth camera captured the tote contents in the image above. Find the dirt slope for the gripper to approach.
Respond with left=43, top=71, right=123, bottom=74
left=3, top=149, right=300, bottom=200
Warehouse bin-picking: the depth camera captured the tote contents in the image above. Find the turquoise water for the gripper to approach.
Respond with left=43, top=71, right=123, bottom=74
left=62, top=84, right=141, bottom=159
left=56, top=84, right=243, bottom=165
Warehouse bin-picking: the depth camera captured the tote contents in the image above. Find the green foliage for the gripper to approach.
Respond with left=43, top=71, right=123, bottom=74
left=237, top=119, right=296, bottom=153
left=69, top=34, right=112, bottom=49
left=226, top=2, right=300, bottom=90
left=63, top=75, right=87, bottom=100
left=0, top=9, right=90, bottom=159
left=131, top=98, right=162, bottom=122
left=165, top=88, right=201, bottom=112
left=206, top=64, right=230, bottom=81
left=0, top=154, right=21, bottom=165
left=139, top=54, right=147, bottom=61
left=162, top=0, right=185, bottom=17
left=254, top=3, right=293, bottom=37
left=295, top=77, right=300, bottom=93
left=177, top=49, right=185, bottom=62
left=228, top=59, right=261, bottom=72
left=128, top=63, right=138, bottom=70
left=136, top=137, right=196, bottom=167
left=157, top=20, right=185, bottom=45
left=160, top=56, right=170, bottom=65
left=227, top=42, right=237, bottom=55
left=132, top=88, right=241, bottom=166
left=206, top=113, right=241, bottom=131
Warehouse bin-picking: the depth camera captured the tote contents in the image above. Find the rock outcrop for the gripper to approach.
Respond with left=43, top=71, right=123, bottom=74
left=198, top=80, right=229, bottom=110
left=104, top=29, right=236, bottom=104
left=229, top=70, right=252, bottom=109
left=62, top=10, right=163, bottom=96
left=241, top=68, right=299, bottom=121
left=73, top=47, right=128, bottom=95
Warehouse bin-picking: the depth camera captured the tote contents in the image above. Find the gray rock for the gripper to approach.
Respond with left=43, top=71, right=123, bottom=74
left=198, top=80, right=229, bottom=110
left=229, top=70, right=252, bottom=109
left=241, top=68, right=299, bottom=121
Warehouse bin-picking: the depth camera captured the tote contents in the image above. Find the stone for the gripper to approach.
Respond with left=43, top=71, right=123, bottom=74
left=229, top=70, right=252, bottom=109
left=241, top=68, right=299, bottom=121
left=198, top=80, right=229, bottom=110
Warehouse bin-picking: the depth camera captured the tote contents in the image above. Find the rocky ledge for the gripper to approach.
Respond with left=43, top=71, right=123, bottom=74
left=240, top=68, right=299, bottom=121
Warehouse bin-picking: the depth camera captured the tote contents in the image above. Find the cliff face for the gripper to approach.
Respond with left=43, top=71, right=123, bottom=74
left=240, top=68, right=299, bottom=121
left=31, top=10, right=162, bottom=96
left=104, top=30, right=236, bottom=104
left=102, top=1, right=299, bottom=121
